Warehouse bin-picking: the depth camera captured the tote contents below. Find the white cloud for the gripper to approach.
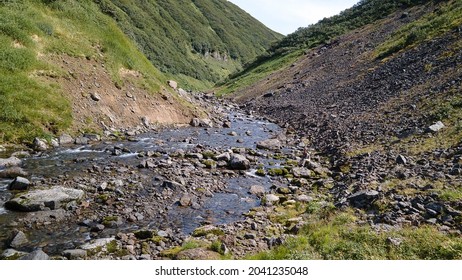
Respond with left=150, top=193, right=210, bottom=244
left=228, top=0, right=359, bottom=35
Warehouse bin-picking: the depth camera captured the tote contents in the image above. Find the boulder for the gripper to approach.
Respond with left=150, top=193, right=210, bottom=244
left=228, top=154, right=250, bottom=170
left=1, top=249, right=27, bottom=260
left=179, top=193, right=193, bottom=207
left=348, top=190, right=379, bottom=208
left=8, top=176, right=30, bottom=191
left=0, top=167, right=28, bottom=179
left=5, top=186, right=84, bottom=212
left=74, top=137, right=89, bottom=145
left=59, top=134, right=74, bottom=145
left=63, top=249, right=87, bottom=260
left=190, top=118, right=201, bottom=127
left=0, top=157, right=21, bottom=168
left=256, top=139, right=281, bottom=150
left=292, top=167, right=313, bottom=178
left=249, top=185, right=265, bottom=197
left=167, top=80, right=178, bottom=89
left=215, top=152, right=231, bottom=162
left=10, top=231, right=29, bottom=249
left=32, top=138, right=48, bottom=151
left=264, top=194, right=280, bottom=206
left=19, top=249, right=49, bottom=260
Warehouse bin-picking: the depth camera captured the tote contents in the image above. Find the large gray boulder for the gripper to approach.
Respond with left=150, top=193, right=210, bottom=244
left=0, top=157, right=21, bottom=168
left=5, top=186, right=84, bottom=212
left=0, top=167, right=28, bottom=179
left=348, top=190, right=379, bottom=208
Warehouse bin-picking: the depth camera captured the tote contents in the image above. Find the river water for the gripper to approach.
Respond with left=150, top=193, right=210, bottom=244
left=0, top=112, right=283, bottom=254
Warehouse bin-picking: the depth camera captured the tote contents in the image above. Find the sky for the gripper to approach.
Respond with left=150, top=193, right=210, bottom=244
left=228, top=0, right=360, bottom=35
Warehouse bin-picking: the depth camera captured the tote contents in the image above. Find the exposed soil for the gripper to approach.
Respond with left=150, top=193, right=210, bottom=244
left=41, top=52, right=200, bottom=134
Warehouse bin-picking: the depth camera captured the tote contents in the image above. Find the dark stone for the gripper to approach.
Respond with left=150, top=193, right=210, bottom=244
left=396, top=155, right=407, bottom=165
left=8, top=177, right=30, bottom=191
left=348, top=190, right=379, bottom=208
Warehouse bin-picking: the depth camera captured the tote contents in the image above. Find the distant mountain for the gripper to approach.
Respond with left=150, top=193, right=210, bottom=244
left=96, top=0, right=282, bottom=84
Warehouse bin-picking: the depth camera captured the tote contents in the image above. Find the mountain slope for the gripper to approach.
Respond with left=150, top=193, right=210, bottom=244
left=225, top=0, right=462, bottom=155
left=0, top=0, right=197, bottom=143
left=95, top=0, right=282, bottom=85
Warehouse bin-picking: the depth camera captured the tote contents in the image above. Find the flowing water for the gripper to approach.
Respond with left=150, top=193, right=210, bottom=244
left=0, top=112, right=283, bottom=253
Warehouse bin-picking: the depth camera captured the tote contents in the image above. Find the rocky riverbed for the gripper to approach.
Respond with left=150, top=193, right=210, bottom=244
left=1, top=92, right=461, bottom=260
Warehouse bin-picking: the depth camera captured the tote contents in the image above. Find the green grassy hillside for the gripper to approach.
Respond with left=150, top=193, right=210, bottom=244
left=0, top=0, right=173, bottom=142
left=95, top=0, right=282, bottom=84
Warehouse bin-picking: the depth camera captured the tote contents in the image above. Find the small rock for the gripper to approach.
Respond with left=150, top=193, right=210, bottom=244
left=0, top=167, right=28, bottom=179
left=63, top=249, right=87, bottom=260
left=8, top=176, right=30, bottom=191
left=249, top=185, right=265, bottom=197
left=90, top=92, right=101, bottom=101
left=215, top=152, right=231, bottom=162
left=75, top=137, right=89, bottom=145
left=427, top=121, right=445, bottom=133
left=32, top=138, right=48, bottom=151
left=19, top=249, right=49, bottom=260
left=264, top=194, right=280, bottom=206
left=228, top=154, right=250, bottom=170
left=296, top=195, right=313, bottom=203
left=190, top=118, right=201, bottom=127
left=396, top=155, right=407, bottom=165
left=228, top=131, right=238, bottom=136
left=348, top=190, right=379, bottom=208
left=1, top=249, right=27, bottom=260
left=167, top=80, right=178, bottom=89
left=256, top=139, right=281, bottom=150
left=223, top=121, right=231, bottom=128
left=10, top=231, right=29, bottom=249
left=176, top=248, right=220, bottom=260
left=59, top=134, right=74, bottom=145
left=179, top=193, right=192, bottom=207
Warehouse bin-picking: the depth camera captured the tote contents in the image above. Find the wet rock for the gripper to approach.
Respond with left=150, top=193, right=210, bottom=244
left=10, top=231, right=29, bottom=249
left=256, top=139, right=281, bottom=150
left=63, top=249, right=87, bottom=260
left=0, top=157, right=21, bottom=168
left=179, top=193, right=193, bottom=207
left=80, top=238, right=115, bottom=250
left=19, top=249, right=49, bottom=260
left=32, top=138, right=48, bottom=151
left=176, top=248, right=220, bottom=260
left=0, top=167, right=28, bottom=179
left=396, top=155, right=407, bottom=165
left=223, top=121, right=231, bottom=128
left=427, top=121, right=445, bottom=133
left=228, top=154, right=250, bottom=170
left=8, top=176, right=30, bottom=191
left=59, top=134, right=74, bottom=145
left=348, top=190, right=379, bottom=208
left=249, top=185, right=265, bottom=197
left=5, top=186, right=84, bottom=212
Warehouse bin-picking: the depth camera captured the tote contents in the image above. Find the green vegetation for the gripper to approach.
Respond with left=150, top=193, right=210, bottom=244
left=249, top=210, right=462, bottom=260
left=218, top=0, right=432, bottom=95
left=376, top=0, right=462, bottom=59
left=95, top=0, right=281, bottom=84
